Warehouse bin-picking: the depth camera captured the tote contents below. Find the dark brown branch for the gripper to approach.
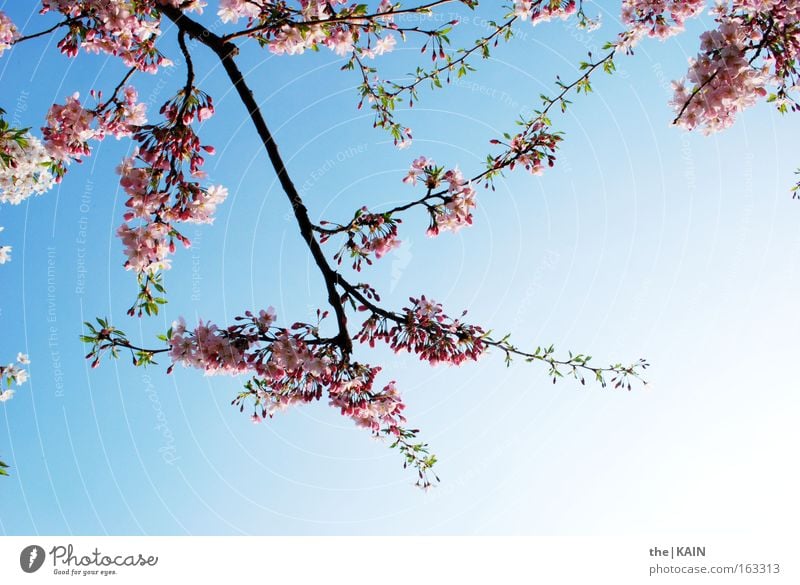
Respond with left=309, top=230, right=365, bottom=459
left=12, top=18, right=75, bottom=44
left=159, top=5, right=353, bottom=356
left=176, top=29, right=195, bottom=112
left=102, top=67, right=137, bottom=106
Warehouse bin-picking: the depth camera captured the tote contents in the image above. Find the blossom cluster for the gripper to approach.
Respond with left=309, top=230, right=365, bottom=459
left=514, top=0, right=578, bottom=25
left=169, top=308, right=329, bottom=379
left=99, top=86, right=149, bottom=138
left=219, top=0, right=396, bottom=25
left=620, top=0, right=705, bottom=47
left=83, top=303, right=437, bottom=485
left=402, top=157, right=478, bottom=236
left=164, top=308, right=410, bottom=437
left=0, top=353, right=30, bottom=403
left=217, top=0, right=263, bottom=23
left=169, top=316, right=255, bottom=376
left=357, top=296, right=488, bottom=366
left=0, top=10, right=18, bottom=56
left=324, top=208, right=401, bottom=270
left=219, top=0, right=398, bottom=59
left=116, top=89, right=225, bottom=278
left=41, top=0, right=173, bottom=72
left=0, top=134, right=57, bottom=205
left=506, top=121, right=561, bottom=175
left=42, top=93, right=98, bottom=162
left=42, top=88, right=147, bottom=169
left=671, top=1, right=800, bottom=133
left=328, top=367, right=406, bottom=434
left=381, top=115, right=558, bottom=236
left=486, top=118, right=562, bottom=187
left=428, top=168, right=477, bottom=236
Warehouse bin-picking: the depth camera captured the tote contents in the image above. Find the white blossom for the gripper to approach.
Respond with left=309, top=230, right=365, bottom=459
left=0, top=135, right=57, bottom=205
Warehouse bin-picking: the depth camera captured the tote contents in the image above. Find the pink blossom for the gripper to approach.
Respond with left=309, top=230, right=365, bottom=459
left=357, top=296, right=487, bottom=366
left=269, top=25, right=308, bottom=55
left=99, top=85, right=148, bottom=138
left=325, top=27, right=355, bottom=56
left=329, top=209, right=402, bottom=269
left=515, top=0, right=577, bottom=25
left=619, top=0, right=705, bottom=49
left=41, top=0, right=169, bottom=71
left=217, top=0, right=261, bottom=23
left=402, top=156, right=433, bottom=185
left=366, top=234, right=400, bottom=258
left=0, top=11, right=18, bottom=56
left=117, top=222, right=172, bottom=274
left=184, top=185, right=228, bottom=224
left=169, top=317, right=251, bottom=375
left=42, top=93, right=97, bottom=161
left=364, top=34, right=397, bottom=58
left=669, top=0, right=799, bottom=133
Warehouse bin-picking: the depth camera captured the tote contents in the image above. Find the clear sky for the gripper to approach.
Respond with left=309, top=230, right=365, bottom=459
left=0, top=1, right=798, bottom=535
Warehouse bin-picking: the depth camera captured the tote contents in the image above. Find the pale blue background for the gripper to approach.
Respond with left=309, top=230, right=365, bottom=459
left=0, top=1, right=798, bottom=535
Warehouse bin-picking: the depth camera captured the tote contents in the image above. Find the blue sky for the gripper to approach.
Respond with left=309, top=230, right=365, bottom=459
left=0, top=1, right=798, bottom=535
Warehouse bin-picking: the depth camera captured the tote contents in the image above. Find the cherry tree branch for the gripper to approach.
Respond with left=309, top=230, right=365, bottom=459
left=12, top=18, right=75, bottom=44
left=221, top=0, right=466, bottom=42
left=176, top=29, right=196, bottom=113
left=672, top=15, right=776, bottom=126
left=103, top=67, right=137, bottom=105
left=159, top=5, right=354, bottom=357
left=380, top=16, right=516, bottom=98
left=318, top=48, right=616, bottom=235
left=335, top=274, right=647, bottom=387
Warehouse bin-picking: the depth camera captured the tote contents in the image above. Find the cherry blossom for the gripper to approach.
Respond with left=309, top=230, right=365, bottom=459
left=0, top=11, right=18, bottom=56
left=428, top=168, right=477, bottom=236
left=117, top=222, right=173, bottom=274
left=0, top=134, right=57, bottom=205
left=82, top=307, right=442, bottom=486
left=514, top=0, right=578, bottom=25
left=111, top=87, right=227, bottom=315
left=217, top=0, right=397, bottom=58
left=670, top=0, right=800, bottom=133
left=357, top=295, right=488, bottom=366
left=323, top=208, right=402, bottom=270
left=42, top=93, right=97, bottom=161
left=217, top=0, right=261, bottom=23
left=402, top=156, right=433, bottom=186
left=98, top=85, right=148, bottom=139
left=0, top=353, right=30, bottom=396
left=42, top=88, right=147, bottom=168
left=620, top=0, right=705, bottom=47
left=363, top=34, right=397, bottom=58
left=41, top=0, right=172, bottom=72
left=399, top=158, right=478, bottom=236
